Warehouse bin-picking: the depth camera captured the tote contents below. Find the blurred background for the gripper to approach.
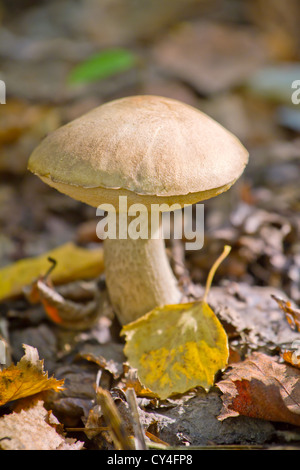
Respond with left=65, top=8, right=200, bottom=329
left=0, top=0, right=299, bottom=303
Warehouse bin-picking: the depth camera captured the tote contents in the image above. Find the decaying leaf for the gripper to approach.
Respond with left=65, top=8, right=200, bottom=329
left=272, top=294, right=300, bottom=332
left=282, top=339, right=300, bottom=368
left=217, top=352, right=300, bottom=426
left=77, top=342, right=126, bottom=378
left=282, top=349, right=300, bottom=368
left=121, top=247, right=231, bottom=400
left=25, top=260, right=108, bottom=330
left=31, top=278, right=103, bottom=330
left=0, top=344, right=64, bottom=407
left=120, top=367, right=159, bottom=399
left=0, top=400, right=83, bottom=450
left=208, top=283, right=300, bottom=355
left=0, top=242, right=104, bottom=301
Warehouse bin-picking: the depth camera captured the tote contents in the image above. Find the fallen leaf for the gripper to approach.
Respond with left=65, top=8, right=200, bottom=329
left=282, top=349, right=300, bottom=368
left=121, top=301, right=228, bottom=400
left=121, top=247, right=231, bottom=400
left=77, top=342, right=126, bottom=378
left=0, top=242, right=104, bottom=301
left=0, top=344, right=64, bottom=407
left=272, top=294, right=300, bottom=332
left=0, top=400, right=83, bottom=450
left=281, top=339, right=300, bottom=369
left=217, top=352, right=300, bottom=426
left=121, top=367, right=159, bottom=399
left=44, top=363, right=99, bottom=427
left=31, top=278, right=103, bottom=330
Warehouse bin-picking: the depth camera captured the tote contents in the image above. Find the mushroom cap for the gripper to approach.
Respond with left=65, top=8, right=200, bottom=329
left=28, top=95, right=248, bottom=209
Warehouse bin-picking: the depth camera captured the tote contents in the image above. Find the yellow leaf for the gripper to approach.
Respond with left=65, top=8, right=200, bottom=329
left=121, top=246, right=231, bottom=399
left=0, top=242, right=104, bottom=301
left=0, top=344, right=64, bottom=407
left=121, top=301, right=228, bottom=399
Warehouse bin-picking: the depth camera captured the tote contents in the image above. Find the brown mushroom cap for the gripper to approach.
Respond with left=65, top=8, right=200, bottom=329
left=28, top=95, right=248, bottom=209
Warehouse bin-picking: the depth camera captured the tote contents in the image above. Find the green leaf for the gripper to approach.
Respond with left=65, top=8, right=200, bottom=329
left=69, top=48, right=137, bottom=84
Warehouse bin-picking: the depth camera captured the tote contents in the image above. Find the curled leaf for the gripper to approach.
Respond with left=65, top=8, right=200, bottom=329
left=33, top=278, right=103, bottom=330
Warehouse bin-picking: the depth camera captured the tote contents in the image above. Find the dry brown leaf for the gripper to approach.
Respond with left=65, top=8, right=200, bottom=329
left=217, top=352, right=300, bottom=426
left=0, top=344, right=64, bottom=407
left=209, top=283, right=300, bottom=354
left=77, top=342, right=125, bottom=378
left=120, top=367, right=159, bottom=399
left=0, top=400, right=83, bottom=450
left=272, top=294, right=300, bottom=332
left=33, top=278, right=103, bottom=330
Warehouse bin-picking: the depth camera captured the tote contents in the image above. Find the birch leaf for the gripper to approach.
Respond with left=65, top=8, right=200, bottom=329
left=121, top=247, right=231, bottom=399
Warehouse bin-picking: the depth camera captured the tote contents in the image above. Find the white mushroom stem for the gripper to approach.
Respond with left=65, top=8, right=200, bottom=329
left=103, top=219, right=182, bottom=325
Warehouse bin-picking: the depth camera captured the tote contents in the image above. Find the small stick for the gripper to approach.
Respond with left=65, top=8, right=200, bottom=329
left=125, top=387, right=147, bottom=450
left=97, top=387, right=134, bottom=450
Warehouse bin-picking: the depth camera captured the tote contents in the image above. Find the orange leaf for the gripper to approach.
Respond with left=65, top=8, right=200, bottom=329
left=272, top=294, right=300, bottom=332
left=0, top=345, right=64, bottom=407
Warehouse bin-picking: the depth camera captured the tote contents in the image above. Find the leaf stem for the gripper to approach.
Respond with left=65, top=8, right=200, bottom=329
left=203, top=245, right=231, bottom=303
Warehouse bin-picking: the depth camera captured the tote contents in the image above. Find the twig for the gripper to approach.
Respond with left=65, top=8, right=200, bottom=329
left=97, top=387, right=134, bottom=450
left=125, top=387, right=147, bottom=450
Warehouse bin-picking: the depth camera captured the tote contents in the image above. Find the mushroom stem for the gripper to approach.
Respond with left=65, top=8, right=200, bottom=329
left=103, top=219, right=182, bottom=325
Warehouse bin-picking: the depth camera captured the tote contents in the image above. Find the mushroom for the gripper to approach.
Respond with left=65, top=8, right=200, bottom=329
left=28, top=95, right=248, bottom=325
